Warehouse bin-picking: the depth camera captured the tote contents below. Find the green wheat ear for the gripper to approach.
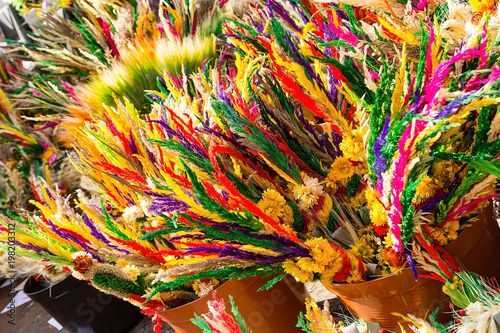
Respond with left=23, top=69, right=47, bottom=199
left=84, top=35, right=217, bottom=112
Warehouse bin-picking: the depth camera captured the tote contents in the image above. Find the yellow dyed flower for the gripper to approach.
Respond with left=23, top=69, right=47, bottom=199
left=428, top=226, right=449, bottom=246
left=346, top=189, right=367, bottom=208
left=296, top=257, right=324, bottom=274
left=383, top=235, right=393, bottom=248
left=349, top=235, right=375, bottom=262
left=71, top=251, right=93, bottom=274
left=323, top=178, right=339, bottom=194
left=432, top=161, right=450, bottom=181
left=471, top=0, right=496, bottom=12
left=283, top=260, right=314, bottom=283
left=368, top=199, right=388, bottom=227
left=258, top=189, right=287, bottom=221
left=415, top=175, right=438, bottom=202
left=443, top=220, right=460, bottom=242
left=320, top=247, right=347, bottom=285
left=305, top=237, right=335, bottom=267
left=327, top=157, right=354, bottom=185
left=355, top=161, right=368, bottom=175
left=339, top=129, right=365, bottom=162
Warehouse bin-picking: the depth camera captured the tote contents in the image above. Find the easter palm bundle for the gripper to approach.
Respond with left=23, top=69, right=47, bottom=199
left=63, top=0, right=500, bottom=328
left=5, top=0, right=225, bottom=119
left=217, top=0, right=500, bottom=280
left=66, top=62, right=369, bottom=294
left=0, top=89, right=81, bottom=214
left=0, top=2, right=237, bottom=327
left=0, top=178, right=217, bottom=312
left=18, top=0, right=500, bottom=300
left=3, top=0, right=500, bottom=331
left=303, top=0, right=500, bottom=279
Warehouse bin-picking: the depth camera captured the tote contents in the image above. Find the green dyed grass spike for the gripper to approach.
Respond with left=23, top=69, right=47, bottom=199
left=100, top=200, right=131, bottom=241
left=257, top=273, right=286, bottom=291
left=229, top=295, right=252, bottom=333
left=296, top=312, right=314, bottom=333
left=191, top=314, right=215, bottom=333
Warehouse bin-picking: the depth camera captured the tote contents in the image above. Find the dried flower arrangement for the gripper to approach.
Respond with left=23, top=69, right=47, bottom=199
left=2, top=0, right=500, bottom=331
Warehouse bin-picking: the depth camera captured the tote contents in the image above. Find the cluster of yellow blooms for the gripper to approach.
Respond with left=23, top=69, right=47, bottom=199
left=414, top=161, right=465, bottom=203
left=348, top=235, right=376, bottom=263
left=365, top=187, right=388, bottom=229
left=427, top=221, right=461, bottom=246
left=283, top=238, right=365, bottom=285
left=325, top=157, right=355, bottom=191
left=339, top=129, right=366, bottom=162
left=257, top=189, right=295, bottom=226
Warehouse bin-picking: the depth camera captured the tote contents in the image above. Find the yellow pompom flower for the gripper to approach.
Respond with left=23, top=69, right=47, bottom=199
left=323, top=178, right=339, bottom=194
left=305, top=237, right=335, bottom=267
left=349, top=235, right=375, bottom=262
left=365, top=186, right=377, bottom=206
left=415, top=175, right=438, bottom=202
left=326, top=157, right=354, bottom=186
left=339, top=129, right=366, bottom=162
left=283, top=260, right=314, bottom=283
left=471, top=0, right=496, bottom=13
left=320, top=255, right=344, bottom=284
left=368, top=199, right=388, bottom=227
left=258, top=189, right=287, bottom=221
left=296, top=257, right=324, bottom=274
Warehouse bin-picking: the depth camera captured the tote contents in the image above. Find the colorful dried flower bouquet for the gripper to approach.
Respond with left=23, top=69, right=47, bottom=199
left=2, top=0, right=500, bottom=330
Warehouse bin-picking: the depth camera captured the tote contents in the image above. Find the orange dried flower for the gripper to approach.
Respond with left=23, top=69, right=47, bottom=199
left=383, top=247, right=406, bottom=268
left=73, top=254, right=93, bottom=274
